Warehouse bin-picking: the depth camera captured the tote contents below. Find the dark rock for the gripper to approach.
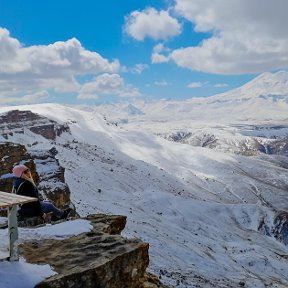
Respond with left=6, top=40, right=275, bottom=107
left=272, top=211, right=288, bottom=245
left=18, top=215, right=45, bottom=227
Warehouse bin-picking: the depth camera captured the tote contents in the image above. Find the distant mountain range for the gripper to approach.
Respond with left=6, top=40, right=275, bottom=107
left=92, top=71, right=288, bottom=158
left=93, top=70, right=288, bottom=124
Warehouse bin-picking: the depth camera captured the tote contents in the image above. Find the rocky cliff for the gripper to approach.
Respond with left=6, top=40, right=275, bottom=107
left=20, top=214, right=167, bottom=288
left=0, top=110, right=72, bottom=208
left=0, top=110, right=70, bottom=140
left=0, top=142, right=71, bottom=209
left=0, top=109, right=167, bottom=287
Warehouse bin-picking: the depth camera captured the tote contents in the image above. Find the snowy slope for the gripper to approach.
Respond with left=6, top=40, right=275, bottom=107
left=0, top=102, right=288, bottom=287
left=90, top=71, right=288, bottom=162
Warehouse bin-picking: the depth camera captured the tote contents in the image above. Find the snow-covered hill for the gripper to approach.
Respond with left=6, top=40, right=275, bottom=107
left=0, top=99, right=288, bottom=287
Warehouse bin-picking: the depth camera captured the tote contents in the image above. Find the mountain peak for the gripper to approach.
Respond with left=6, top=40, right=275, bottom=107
left=214, top=71, right=288, bottom=103
left=240, top=70, right=288, bottom=95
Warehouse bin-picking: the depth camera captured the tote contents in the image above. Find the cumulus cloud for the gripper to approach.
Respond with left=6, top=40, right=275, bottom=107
left=151, top=43, right=170, bottom=64
left=151, top=53, right=169, bottom=64
left=78, top=73, right=141, bottom=99
left=124, top=8, right=181, bottom=41
left=0, top=28, right=121, bottom=103
left=0, top=29, right=119, bottom=78
left=170, top=0, right=288, bottom=74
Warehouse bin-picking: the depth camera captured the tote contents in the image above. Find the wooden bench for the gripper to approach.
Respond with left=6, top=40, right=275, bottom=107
left=0, top=191, right=37, bottom=261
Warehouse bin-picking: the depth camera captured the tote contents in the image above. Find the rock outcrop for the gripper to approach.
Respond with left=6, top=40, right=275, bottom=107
left=0, top=142, right=30, bottom=192
left=28, top=147, right=71, bottom=208
left=258, top=210, right=288, bottom=246
left=0, top=110, right=70, bottom=140
left=0, top=142, right=72, bottom=213
left=272, top=211, right=288, bottom=246
left=20, top=214, right=167, bottom=288
left=0, top=109, right=72, bottom=208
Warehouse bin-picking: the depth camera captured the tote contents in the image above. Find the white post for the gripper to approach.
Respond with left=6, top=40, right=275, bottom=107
left=8, top=205, right=19, bottom=261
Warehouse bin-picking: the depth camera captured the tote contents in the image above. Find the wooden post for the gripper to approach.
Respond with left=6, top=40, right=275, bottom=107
left=8, top=204, right=19, bottom=261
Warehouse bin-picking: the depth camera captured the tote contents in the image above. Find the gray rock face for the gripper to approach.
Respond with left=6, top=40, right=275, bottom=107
left=0, top=142, right=72, bottom=214
left=29, top=148, right=71, bottom=208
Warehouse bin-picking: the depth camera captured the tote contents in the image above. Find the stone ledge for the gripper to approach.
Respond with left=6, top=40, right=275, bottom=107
left=19, top=214, right=166, bottom=288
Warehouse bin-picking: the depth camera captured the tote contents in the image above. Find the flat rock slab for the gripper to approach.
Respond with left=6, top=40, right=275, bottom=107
left=20, top=214, right=151, bottom=288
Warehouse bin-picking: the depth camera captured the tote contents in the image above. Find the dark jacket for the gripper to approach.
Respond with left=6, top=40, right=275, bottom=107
left=13, top=178, right=43, bottom=217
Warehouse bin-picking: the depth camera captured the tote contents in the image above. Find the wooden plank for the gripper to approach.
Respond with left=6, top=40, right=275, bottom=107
left=0, top=191, right=37, bottom=208
left=0, top=198, right=37, bottom=207
left=0, top=191, right=37, bottom=201
left=0, top=194, right=36, bottom=204
left=0, top=202, right=12, bottom=208
left=0, top=201, right=11, bottom=208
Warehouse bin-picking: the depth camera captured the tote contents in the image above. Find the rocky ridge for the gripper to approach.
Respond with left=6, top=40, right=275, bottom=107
left=162, top=127, right=288, bottom=157
left=0, top=110, right=70, bottom=140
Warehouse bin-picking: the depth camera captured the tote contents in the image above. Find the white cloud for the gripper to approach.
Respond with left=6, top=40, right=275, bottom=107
left=0, top=90, right=49, bottom=105
left=187, top=81, right=228, bottom=88
left=0, top=28, right=120, bottom=103
left=22, top=90, right=49, bottom=103
left=0, top=29, right=120, bottom=78
left=151, top=43, right=170, bottom=63
left=130, top=63, right=149, bottom=74
left=153, top=43, right=166, bottom=54
left=124, top=8, right=181, bottom=41
left=78, top=73, right=140, bottom=99
left=155, top=80, right=168, bottom=86
left=187, top=82, right=204, bottom=88
left=170, top=0, right=288, bottom=74
left=214, top=83, right=228, bottom=88
left=151, top=53, right=169, bottom=64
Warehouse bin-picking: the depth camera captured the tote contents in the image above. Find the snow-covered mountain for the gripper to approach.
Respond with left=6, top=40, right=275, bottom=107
left=0, top=71, right=287, bottom=287
left=223, top=70, right=288, bottom=101
left=90, top=71, right=288, bottom=166
left=0, top=89, right=288, bottom=287
left=93, top=70, right=288, bottom=125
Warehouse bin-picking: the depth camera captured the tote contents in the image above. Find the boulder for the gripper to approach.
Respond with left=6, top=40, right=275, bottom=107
left=20, top=214, right=167, bottom=288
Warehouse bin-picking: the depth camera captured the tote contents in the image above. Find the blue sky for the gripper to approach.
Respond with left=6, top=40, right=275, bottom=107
left=0, top=0, right=287, bottom=105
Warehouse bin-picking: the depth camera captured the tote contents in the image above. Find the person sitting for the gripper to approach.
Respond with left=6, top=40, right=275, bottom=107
left=12, top=164, right=71, bottom=221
